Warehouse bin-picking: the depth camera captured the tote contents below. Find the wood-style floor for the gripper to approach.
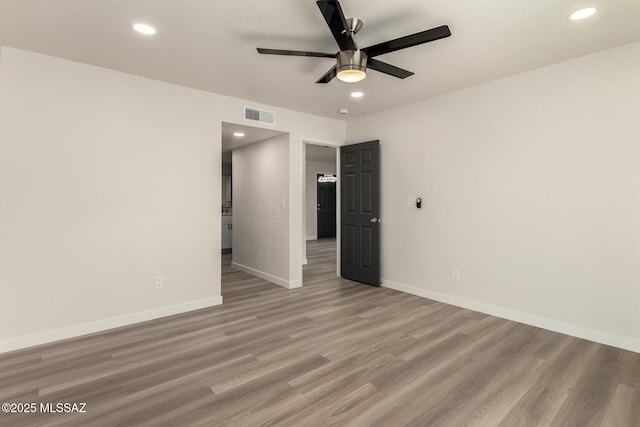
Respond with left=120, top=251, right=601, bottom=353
left=1, top=238, right=639, bottom=426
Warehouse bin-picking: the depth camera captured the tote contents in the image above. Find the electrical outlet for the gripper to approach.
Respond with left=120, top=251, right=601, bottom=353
left=451, top=267, right=460, bottom=280
left=154, top=274, right=164, bottom=289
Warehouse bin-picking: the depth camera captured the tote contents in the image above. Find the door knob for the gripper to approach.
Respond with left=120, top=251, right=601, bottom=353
left=370, top=217, right=379, bottom=224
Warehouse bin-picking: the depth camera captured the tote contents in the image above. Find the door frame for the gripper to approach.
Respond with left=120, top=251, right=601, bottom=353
left=300, top=139, right=341, bottom=278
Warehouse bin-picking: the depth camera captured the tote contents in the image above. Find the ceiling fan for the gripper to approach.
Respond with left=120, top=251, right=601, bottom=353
left=257, top=0, right=451, bottom=84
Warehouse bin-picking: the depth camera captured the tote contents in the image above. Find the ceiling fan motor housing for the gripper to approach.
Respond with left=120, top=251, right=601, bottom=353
left=337, top=50, right=368, bottom=82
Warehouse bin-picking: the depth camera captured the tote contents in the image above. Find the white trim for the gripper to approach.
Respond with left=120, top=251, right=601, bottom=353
left=382, top=279, right=640, bottom=354
left=302, top=258, right=308, bottom=265
left=0, top=297, right=223, bottom=354
left=290, top=136, right=303, bottom=287
left=231, top=262, right=298, bottom=289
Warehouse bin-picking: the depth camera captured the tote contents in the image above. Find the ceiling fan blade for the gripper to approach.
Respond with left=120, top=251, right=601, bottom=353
left=316, top=0, right=357, bottom=51
left=316, top=65, right=337, bottom=84
left=363, top=25, right=451, bottom=58
left=257, top=48, right=335, bottom=58
left=367, top=58, right=414, bottom=79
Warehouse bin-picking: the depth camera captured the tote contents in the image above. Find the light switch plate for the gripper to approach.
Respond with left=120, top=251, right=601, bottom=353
left=406, top=197, right=416, bottom=208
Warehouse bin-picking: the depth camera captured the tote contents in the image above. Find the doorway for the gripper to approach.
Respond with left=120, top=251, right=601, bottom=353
left=303, top=142, right=339, bottom=284
left=220, top=122, right=288, bottom=293
left=317, top=174, right=336, bottom=238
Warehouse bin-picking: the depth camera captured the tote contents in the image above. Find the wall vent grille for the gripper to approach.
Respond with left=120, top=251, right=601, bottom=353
left=244, top=107, right=276, bottom=125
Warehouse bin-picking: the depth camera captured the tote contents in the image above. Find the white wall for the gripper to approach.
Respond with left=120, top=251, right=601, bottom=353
left=346, top=41, right=640, bottom=352
left=305, top=160, right=337, bottom=240
left=0, top=47, right=345, bottom=352
left=12, top=39, right=637, bottom=355
left=0, top=47, right=222, bottom=351
left=232, top=135, right=292, bottom=287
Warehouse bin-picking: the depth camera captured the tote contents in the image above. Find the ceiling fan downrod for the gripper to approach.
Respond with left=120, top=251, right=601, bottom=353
left=344, top=18, right=363, bottom=37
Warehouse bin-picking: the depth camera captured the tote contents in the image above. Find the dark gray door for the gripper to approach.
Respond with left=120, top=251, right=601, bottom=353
left=317, top=174, right=336, bottom=238
left=340, top=140, right=380, bottom=286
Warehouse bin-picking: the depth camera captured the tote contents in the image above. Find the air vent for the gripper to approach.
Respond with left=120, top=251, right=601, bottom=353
left=244, top=107, right=276, bottom=126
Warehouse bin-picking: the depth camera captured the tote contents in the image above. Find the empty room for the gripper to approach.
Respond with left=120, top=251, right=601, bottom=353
left=1, top=1, right=639, bottom=426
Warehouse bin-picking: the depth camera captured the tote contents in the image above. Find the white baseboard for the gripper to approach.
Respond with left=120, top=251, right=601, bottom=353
left=289, top=279, right=302, bottom=289
left=0, top=296, right=223, bottom=354
left=382, top=279, right=640, bottom=354
left=231, top=262, right=297, bottom=289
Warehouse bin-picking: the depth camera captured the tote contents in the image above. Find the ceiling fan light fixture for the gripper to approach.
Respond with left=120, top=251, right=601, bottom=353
left=337, top=50, right=367, bottom=83
left=337, top=69, right=366, bottom=83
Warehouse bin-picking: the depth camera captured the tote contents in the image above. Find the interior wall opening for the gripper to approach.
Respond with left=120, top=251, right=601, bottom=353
left=303, top=142, right=339, bottom=284
left=220, top=122, right=288, bottom=295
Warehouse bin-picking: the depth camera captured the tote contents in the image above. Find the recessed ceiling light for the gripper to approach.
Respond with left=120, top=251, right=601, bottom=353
left=338, top=108, right=349, bottom=115
left=570, top=7, right=596, bottom=20
left=133, top=23, right=156, bottom=35
left=350, top=91, right=364, bottom=98
left=233, top=132, right=245, bottom=137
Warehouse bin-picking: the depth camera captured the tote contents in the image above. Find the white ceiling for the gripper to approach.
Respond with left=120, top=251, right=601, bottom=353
left=1, top=0, right=639, bottom=120
left=221, top=122, right=286, bottom=164
left=221, top=122, right=285, bottom=152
